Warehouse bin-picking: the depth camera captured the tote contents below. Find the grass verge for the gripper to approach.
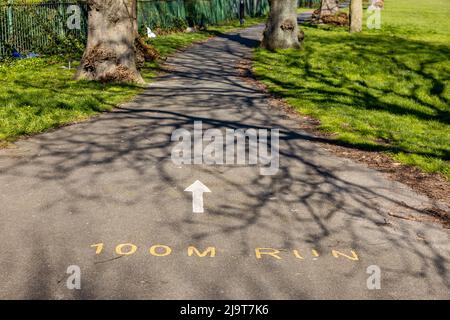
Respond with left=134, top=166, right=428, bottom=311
left=254, top=0, right=450, bottom=178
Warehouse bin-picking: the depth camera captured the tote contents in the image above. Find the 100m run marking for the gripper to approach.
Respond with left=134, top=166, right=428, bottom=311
left=90, top=243, right=360, bottom=261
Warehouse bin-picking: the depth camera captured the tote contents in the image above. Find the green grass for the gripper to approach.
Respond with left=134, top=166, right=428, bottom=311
left=0, top=57, right=153, bottom=144
left=0, top=55, right=154, bottom=146
left=254, top=0, right=450, bottom=178
left=0, top=16, right=266, bottom=145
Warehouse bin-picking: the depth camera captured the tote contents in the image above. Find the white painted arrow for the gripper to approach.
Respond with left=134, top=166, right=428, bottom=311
left=184, top=180, right=211, bottom=213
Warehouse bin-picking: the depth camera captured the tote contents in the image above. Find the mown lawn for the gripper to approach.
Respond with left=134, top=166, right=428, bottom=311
left=254, top=0, right=450, bottom=178
left=0, top=16, right=266, bottom=146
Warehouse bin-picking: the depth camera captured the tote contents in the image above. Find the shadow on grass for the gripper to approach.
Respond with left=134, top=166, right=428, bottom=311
left=0, top=57, right=158, bottom=142
left=253, top=29, right=450, bottom=175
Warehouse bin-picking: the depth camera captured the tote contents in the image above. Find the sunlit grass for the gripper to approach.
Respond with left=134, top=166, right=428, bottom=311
left=253, top=0, right=450, bottom=178
left=0, top=56, right=154, bottom=144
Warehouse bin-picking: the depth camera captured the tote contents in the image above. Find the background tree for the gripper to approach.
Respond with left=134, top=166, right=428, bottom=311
left=349, top=0, right=363, bottom=32
left=75, top=0, right=155, bottom=84
left=319, top=0, right=340, bottom=18
left=261, top=0, right=302, bottom=50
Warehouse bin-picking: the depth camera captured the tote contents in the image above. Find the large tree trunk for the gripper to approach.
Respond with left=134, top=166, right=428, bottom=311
left=319, top=0, right=339, bottom=17
left=349, top=0, right=363, bottom=32
left=261, top=0, right=301, bottom=50
left=74, top=0, right=144, bottom=84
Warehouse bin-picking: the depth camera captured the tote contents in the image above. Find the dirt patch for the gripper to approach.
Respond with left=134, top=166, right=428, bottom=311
left=236, top=59, right=450, bottom=224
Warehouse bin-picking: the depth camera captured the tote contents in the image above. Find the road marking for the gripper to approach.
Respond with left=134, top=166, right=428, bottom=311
left=255, top=248, right=282, bottom=260
left=115, top=243, right=138, bottom=255
left=91, top=243, right=104, bottom=254
left=332, top=250, right=359, bottom=261
left=149, top=244, right=172, bottom=257
left=90, top=243, right=361, bottom=262
left=185, top=180, right=211, bottom=213
left=293, top=250, right=304, bottom=259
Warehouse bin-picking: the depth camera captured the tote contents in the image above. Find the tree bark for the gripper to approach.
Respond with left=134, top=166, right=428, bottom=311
left=74, top=0, right=144, bottom=84
left=261, top=0, right=301, bottom=50
left=349, top=0, right=363, bottom=33
left=319, top=0, right=339, bottom=17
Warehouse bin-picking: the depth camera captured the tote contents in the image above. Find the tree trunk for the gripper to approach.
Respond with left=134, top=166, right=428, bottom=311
left=261, top=0, right=301, bottom=50
left=349, top=0, right=363, bottom=33
left=74, top=0, right=144, bottom=84
left=319, top=0, right=339, bottom=17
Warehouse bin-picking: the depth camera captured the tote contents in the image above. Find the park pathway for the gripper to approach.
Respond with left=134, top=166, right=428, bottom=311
left=0, top=25, right=449, bottom=299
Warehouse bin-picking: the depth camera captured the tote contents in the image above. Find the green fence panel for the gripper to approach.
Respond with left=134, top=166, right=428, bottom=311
left=0, top=0, right=88, bottom=57
left=137, top=0, right=186, bottom=31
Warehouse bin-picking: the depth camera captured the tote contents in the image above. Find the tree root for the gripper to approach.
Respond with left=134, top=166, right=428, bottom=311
left=75, top=44, right=144, bottom=84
